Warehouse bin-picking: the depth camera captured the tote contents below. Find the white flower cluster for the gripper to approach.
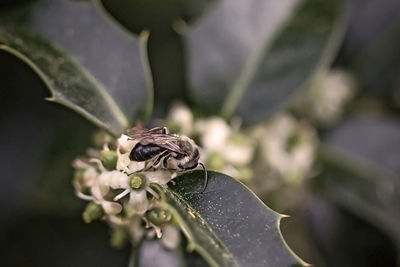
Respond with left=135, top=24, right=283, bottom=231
left=167, top=103, right=318, bottom=188
left=167, top=103, right=255, bottom=182
left=251, top=113, right=318, bottom=186
left=72, top=134, right=179, bottom=247
left=292, top=69, right=356, bottom=126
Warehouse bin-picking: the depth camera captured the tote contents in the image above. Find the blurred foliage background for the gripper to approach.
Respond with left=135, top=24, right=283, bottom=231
left=1, top=0, right=400, bottom=266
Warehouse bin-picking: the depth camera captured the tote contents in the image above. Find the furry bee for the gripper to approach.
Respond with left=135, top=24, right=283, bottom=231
left=126, top=126, right=208, bottom=192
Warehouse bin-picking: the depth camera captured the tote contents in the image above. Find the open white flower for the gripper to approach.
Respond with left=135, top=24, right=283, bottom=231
left=258, top=113, right=317, bottom=184
left=98, top=170, right=172, bottom=215
left=194, top=117, right=255, bottom=181
left=73, top=131, right=179, bottom=246
left=72, top=159, right=98, bottom=194
left=73, top=159, right=120, bottom=215
left=292, top=69, right=356, bottom=125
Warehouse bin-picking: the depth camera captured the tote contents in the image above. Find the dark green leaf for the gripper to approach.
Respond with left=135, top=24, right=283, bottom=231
left=97, top=0, right=217, bottom=115
left=0, top=215, right=130, bottom=266
left=187, top=0, right=346, bottom=125
left=316, top=145, right=400, bottom=250
left=155, top=171, right=308, bottom=267
left=0, top=0, right=153, bottom=135
left=0, top=53, right=97, bottom=218
left=147, top=29, right=188, bottom=115
left=99, top=0, right=217, bottom=34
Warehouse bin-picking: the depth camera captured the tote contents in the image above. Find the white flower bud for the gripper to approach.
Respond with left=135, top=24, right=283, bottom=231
left=223, top=142, right=253, bottom=166
left=196, top=117, right=231, bottom=151
left=168, top=103, right=194, bottom=136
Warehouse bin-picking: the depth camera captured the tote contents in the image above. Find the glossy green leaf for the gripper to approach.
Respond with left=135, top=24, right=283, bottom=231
left=0, top=215, right=130, bottom=266
left=187, top=0, right=346, bottom=125
left=316, top=145, right=400, bottom=250
left=97, top=0, right=218, bottom=114
left=155, top=171, right=308, bottom=267
left=99, top=0, right=218, bottom=34
left=0, top=52, right=101, bottom=217
left=0, top=0, right=153, bottom=135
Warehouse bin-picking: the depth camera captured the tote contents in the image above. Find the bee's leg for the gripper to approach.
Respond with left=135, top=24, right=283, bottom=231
left=162, top=155, right=171, bottom=169
left=125, top=161, right=152, bottom=175
left=162, top=127, right=169, bottom=134
left=148, top=126, right=169, bottom=135
left=199, top=162, right=208, bottom=193
left=141, top=151, right=170, bottom=172
left=146, top=187, right=160, bottom=199
left=153, top=151, right=169, bottom=167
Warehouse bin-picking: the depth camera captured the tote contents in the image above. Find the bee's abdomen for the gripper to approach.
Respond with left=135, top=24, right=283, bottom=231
left=130, top=143, right=166, bottom=161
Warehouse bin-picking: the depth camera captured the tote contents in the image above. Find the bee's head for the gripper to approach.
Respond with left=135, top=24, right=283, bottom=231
left=176, top=136, right=200, bottom=170
left=184, top=147, right=200, bottom=169
left=178, top=136, right=197, bottom=154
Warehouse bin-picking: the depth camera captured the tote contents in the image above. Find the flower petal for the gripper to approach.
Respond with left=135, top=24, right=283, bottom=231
left=91, top=182, right=109, bottom=200
left=129, top=190, right=149, bottom=214
left=118, top=134, right=137, bottom=153
left=101, top=170, right=130, bottom=189
left=101, top=201, right=122, bottom=215
left=145, top=171, right=172, bottom=185
left=117, top=152, right=145, bottom=173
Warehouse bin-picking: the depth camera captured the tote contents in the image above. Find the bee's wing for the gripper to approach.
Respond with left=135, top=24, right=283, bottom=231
left=148, top=135, right=184, bottom=154
left=126, top=127, right=184, bottom=155
left=126, top=127, right=163, bottom=137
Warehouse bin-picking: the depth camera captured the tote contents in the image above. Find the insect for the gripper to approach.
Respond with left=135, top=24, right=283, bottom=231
left=126, top=126, right=208, bottom=193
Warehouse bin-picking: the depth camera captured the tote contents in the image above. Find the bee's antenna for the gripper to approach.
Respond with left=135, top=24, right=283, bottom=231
left=199, top=162, right=208, bottom=193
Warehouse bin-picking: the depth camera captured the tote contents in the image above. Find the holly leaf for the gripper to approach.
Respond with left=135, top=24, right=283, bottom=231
left=0, top=0, right=153, bottom=135
left=316, top=145, right=400, bottom=250
left=187, top=0, right=346, bottom=125
left=155, top=171, right=308, bottom=267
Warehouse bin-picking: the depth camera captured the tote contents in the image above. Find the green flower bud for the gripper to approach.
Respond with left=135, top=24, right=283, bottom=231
left=92, top=131, right=114, bottom=148
left=110, top=227, right=130, bottom=249
left=100, top=150, right=118, bottom=170
left=145, top=208, right=172, bottom=226
left=130, top=174, right=146, bottom=190
left=82, top=202, right=104, bottom=223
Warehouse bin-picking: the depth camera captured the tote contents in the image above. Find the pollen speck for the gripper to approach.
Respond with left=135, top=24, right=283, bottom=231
left=188, top=210, right=196, bottom=219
